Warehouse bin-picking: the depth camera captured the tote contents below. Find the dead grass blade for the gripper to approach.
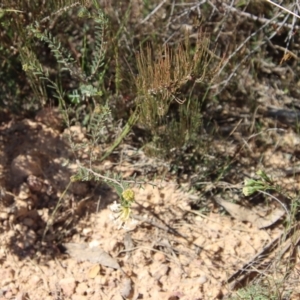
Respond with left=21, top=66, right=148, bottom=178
left=227, top=223, right=300, bottom=290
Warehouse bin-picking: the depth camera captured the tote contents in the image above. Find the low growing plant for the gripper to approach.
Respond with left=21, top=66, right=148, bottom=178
left=1, top=0, right=140, bottom=226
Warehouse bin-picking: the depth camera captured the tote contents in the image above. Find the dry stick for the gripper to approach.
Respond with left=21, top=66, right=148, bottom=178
left=168, top=0, right=216, bottom=22
left=132, top=213, right=189, bottom=240
left=229, top=234, right=300, bottom=291
left=140, top=0, right=167, bottom=24
left=42, top=180, right=72, bottom=242
left=76, top=160, right=145, bottom=187
left=258, top=190, right=290, bottom=222
left=213, top=11, right=289, bottom=94
left=222, top=3, right=300, bottom=30
left=227, top=223, right=300, bottom=289
left=215, top=0, right=235, bottom=43
left=41, top=2, right=82, bottom=23
left=272, top=44, right=298, bottom=60
left=266, top=0, right=300, bottom=20
left=117, top=245, right=181, bottom=265
left=264, top=1, right=300, bottom=56
left=216, top=8, right=283, bottom=78
left=165, top=0, right=175, bottom=34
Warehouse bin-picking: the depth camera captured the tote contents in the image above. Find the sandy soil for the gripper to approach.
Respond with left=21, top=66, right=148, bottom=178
left=0, top=109, right=300, bottom=300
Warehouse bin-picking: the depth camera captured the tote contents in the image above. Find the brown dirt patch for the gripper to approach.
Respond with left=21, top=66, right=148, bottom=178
left=1, top=110, right=300, bottom=300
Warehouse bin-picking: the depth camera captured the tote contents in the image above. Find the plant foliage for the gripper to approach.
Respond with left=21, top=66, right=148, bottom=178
left=0, top=0, right=140, bottom=222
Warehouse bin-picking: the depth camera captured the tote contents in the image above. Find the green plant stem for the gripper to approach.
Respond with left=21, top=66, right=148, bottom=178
left=100, top=106, right=140, bottom=161
left=42, top=180, right=72, bottom=242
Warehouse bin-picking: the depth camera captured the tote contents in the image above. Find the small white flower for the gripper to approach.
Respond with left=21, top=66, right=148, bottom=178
left=109, top=201, right=121, bottom=212
left=108, top=200, right=138, bottom=230
left=109, top=213, right=116, bottom=221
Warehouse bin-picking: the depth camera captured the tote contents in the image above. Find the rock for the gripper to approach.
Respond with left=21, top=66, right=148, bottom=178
left=35, top=107, right=63, bottom=131
left=153, top=252, right=166, bottom=263
left=11, top=154, right=43, bottom=185
left=28, top=275, right=42, bottom=287
left=0, top=211, right=8, bottom=221
left=59, top=277, right=77, bottom=297
left=18, top=229, right=37, bottom=249
left=17, top=183, right=31, bottom=200
left=71, top=182, right=88, bottom=196
left=15, top=292, right=27, bottom=300
left=26, top=175, right=44, bottom=193
left=0, top=269, right=15, bottom=286
left=76, top=282, right=89, bottom=295
left=198, top=276, right=208, bottom=284
left=151, top=264, right=169, bottom=280
left=22, top=218, right=34, bottom=227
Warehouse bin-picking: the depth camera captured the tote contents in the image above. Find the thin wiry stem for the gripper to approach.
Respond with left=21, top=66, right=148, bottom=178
left=140, top=0, right=167, bottom=24
left=266, top=0, right=300, bottom=19
left=258, top=189, right=291, bottom=222
left=222, top=3, right=300, bottom=30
